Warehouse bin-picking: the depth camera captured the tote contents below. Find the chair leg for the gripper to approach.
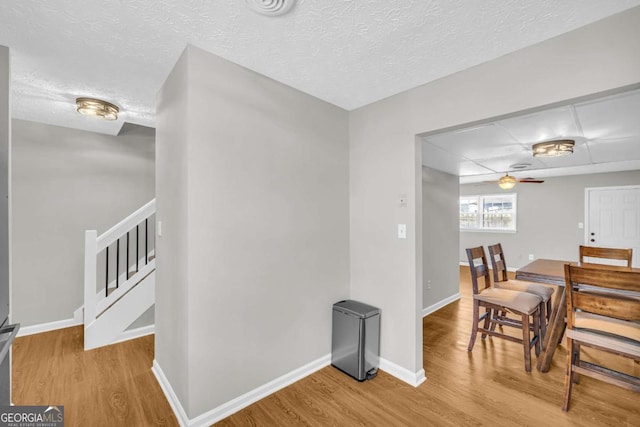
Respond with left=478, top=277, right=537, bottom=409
left=533, top=309, right=541, bottom=357
left=562, top=338, right=575, bottom=411
left=546, top=298, right=552, bottom=323
left=571, top=343, right=580, bottom=384
left=522, top=313, right=532, bottom=372
left=481, top=307, right=491, bottom=339
left=468, top=300, right=479, bottom=351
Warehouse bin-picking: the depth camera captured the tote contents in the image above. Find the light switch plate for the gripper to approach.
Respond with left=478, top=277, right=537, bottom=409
left=398, top=224, right=407, bottom=239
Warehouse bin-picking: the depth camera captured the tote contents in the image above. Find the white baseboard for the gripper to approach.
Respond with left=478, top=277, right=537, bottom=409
left=17, top=318, right=82, bottom=337
left=16, top=317, right=154, bottom=345
left=152, top=360, right=189, bottom=427
left=379, top=357, right=426, bottom=387
left=153, top=354, right=331, bottom=427
left=422, top=293, right=461, bottom=317
left=112, top=325, right=155, bottom=345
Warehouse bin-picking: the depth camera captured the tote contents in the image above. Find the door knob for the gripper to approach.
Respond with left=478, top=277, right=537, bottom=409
left=590, top=239, right=595, bottom=242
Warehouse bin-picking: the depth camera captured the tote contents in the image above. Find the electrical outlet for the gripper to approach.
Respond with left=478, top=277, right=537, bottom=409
left=528, top=254, right=534, bottom=261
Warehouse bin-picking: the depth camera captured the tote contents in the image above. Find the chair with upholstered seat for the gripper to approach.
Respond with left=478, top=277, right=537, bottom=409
left=466, top=246, right=542, bottom=372
left=562, top=263, right=640, bottom=411
left=579, top=245, right=632, bottom=267
left=488, top=243, right=554, bottom=337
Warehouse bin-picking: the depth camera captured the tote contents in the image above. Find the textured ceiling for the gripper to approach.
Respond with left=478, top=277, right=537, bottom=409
left=1, top=1, right=640, bottom=135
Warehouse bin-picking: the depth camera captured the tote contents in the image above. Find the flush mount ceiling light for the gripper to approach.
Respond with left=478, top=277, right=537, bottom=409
left=532, top=139, right=575, bottom=157
left=246, top=0, right=295, bottom=16
left=498, top=173, right=517, bottom=190
left=76, top=97, right=119, bottom=120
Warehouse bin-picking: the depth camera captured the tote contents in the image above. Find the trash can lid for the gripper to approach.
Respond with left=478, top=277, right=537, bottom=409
left=333, top=300, right=380, bottom=318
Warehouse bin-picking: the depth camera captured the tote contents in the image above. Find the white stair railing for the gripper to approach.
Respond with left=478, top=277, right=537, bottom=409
left=83, top=199, right=156, bottom=350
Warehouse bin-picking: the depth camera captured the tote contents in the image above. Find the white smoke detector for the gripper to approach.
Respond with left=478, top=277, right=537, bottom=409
left=246, top=0, right=296, bottom=17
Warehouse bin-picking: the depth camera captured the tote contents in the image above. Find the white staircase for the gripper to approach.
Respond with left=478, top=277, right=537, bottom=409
left=80, top=199, right=156, bottom=350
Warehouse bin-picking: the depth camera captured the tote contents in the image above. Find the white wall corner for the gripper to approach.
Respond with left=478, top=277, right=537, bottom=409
left=152, top=360, right=190, bottom=427
left=422, top=293, right=461, bottom=317
left=153, top=355, right=331, bottom=427
left=379, top=358, right=427, bottom=388
left=16, top=318, right=82, bottom=337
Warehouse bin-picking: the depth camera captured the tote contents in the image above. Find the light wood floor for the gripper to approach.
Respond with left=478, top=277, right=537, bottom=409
left=12, top=267, right=640, bottom=426
left=12, top=327, right=178, bottom=426
left=219, top=267, right=640, bottom=426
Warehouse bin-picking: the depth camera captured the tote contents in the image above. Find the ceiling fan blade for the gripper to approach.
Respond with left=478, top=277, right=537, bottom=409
left=518, top=178, right=544, bottom=183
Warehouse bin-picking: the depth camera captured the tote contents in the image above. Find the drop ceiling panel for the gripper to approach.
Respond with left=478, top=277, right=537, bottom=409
left=474, top=156, right=548, bottom=174
left=423, top=124, right=522, bottom=160
left=422, top=143, right=494, bottom=175
left=496, top=106, right=580, bottom=144
left=575, top=89, right=640, bottom=140
left=587, top=137, right=640, bottom=163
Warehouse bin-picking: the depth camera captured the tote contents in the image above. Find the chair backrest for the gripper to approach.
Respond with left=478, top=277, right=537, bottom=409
left=579, top=245, right=633, bottom=267
left=487, top=243, right=509, bottom=283
left=565, top=264, right=640, bottom=327
left=466, top=246, right=491, bottom=295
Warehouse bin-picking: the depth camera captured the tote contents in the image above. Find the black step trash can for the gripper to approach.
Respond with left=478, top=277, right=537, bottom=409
left=331, top=300, right=380, bottom=381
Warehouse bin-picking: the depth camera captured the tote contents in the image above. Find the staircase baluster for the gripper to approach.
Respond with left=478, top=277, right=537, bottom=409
left=136, top=224, right=139, bottom=272
left=105, top=246, right=109, bottom=297
left=126, top=231, right=130, bottom=280
left=145, top=218, right=148, bottom=265
left=116, top=238, right=120, bottom=289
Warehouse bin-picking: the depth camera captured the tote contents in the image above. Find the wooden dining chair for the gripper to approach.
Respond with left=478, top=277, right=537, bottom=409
left=466, top=246, right=542, bottom=372
left=488, top=243, right=554, bottom=337
left=562, top=263, right=640, bottom=411
left=579, top=245, right=633, bottom=267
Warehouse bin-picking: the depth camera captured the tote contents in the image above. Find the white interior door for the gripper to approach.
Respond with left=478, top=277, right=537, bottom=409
left=586, top=186, right=640, bottom=267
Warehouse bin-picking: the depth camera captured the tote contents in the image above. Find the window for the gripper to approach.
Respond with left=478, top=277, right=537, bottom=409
left=460, top=194, right=517, bottom=232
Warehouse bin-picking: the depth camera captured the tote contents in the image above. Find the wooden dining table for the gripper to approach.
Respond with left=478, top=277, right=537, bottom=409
left=516, top=258, right=640, bottom=372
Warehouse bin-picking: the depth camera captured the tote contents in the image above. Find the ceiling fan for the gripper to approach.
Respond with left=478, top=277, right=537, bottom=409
left=484, top=173, right=545, bottom=190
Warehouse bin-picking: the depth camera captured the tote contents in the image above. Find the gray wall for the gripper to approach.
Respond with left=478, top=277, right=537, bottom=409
left=155, top=46, right=350, bottom=418
left=460, top=170, right=640, bottom=268
left=349, top=6, right=640, bottom=376
left=0, top=46, right=9, bottom=325
left=11, top=120, right=155, bottom=327
left=155, top=47, right=190, bottom=411
left=422, top=167, right=460, bottom=310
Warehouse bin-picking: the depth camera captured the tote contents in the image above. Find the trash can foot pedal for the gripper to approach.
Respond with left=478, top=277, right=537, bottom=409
left=366, top=368, right=378, bottom=380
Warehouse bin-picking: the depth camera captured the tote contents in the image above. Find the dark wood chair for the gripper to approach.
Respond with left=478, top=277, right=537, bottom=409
left=579, top=245, right=632, bottom=267
left=562, top=263, right=640, bottom=411
left=488, top=243, right=554, bottom=337
left=466, top=246, right=542, bottom=372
